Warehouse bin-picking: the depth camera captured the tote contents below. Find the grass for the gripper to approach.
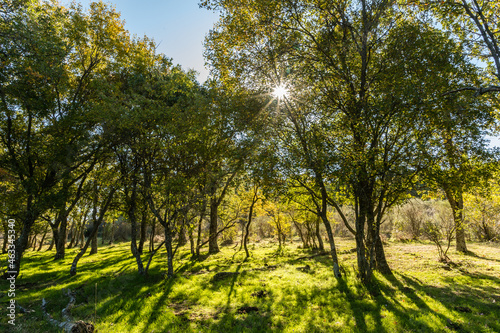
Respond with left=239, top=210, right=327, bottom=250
left=1, top=238, right=499, bottom=332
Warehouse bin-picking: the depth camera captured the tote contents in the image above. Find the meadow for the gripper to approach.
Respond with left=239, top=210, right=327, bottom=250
left=1, top=239, right=499, bottom=333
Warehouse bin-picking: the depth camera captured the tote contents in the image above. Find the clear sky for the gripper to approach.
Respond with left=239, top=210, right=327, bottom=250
left=60, top=0, right=219, bottom=83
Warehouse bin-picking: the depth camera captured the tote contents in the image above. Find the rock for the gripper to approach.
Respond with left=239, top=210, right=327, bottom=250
left=70, top=321, right=94, bottom=333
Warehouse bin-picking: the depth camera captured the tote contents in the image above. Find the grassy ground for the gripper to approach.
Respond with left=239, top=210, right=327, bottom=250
left=0, top=239, right=499, bottom=332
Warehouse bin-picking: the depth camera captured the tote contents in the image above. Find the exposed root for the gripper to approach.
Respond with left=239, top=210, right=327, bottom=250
left=41, top=289, right=95, bottom=333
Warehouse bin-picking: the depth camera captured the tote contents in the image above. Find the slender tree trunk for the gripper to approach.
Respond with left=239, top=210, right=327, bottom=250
left=67, top=220, right=76, bottom=248
left=127, top=176, right=144, bottom=275
left=294, top=221, right=307, bottom=248
left=31, top=234, right=37, bottom=251
left=37, top=226, right=48, bottom=251
left=149, top=219, right=156, bottom=253
left=79, top=222, right=85, bottom=248
left=101, top=223, right=107, bottom=245
left=244, top=194, right=258, bottom=259
left=70, top=189, right=115, bottom=276
left=208, top=196, right=220, bottom=254
left=196, top=200, right=207, bottom=256
left=454, top=193, right=467, bottom=252
left=2, top=221, right=8, bottom=254
left=109, top=220, right=115, bottom=245
left=90, top=185, right=99, bottom=255
left=315, top=217, right=325, bottom=251
left=356, top=185, right=371, bottom=283
left=165, top=227, right=174, bottom=278
left=138, top=209, right=147, bottom=254
left=189, top=228, right=195, bottom=256
left=4, top=209, right=36, bottom=279
left=47, top=237, right=54, bottom=251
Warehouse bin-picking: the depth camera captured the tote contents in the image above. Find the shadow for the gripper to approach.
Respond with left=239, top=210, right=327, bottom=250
left=462, top=250, right=500, bottom=263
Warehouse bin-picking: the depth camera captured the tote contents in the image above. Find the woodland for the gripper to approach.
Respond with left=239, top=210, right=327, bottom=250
left=1, top=0, right=500, bottom=332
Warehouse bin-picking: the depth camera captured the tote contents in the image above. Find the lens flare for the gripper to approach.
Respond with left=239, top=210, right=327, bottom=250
left=272, top=85, right=289, bottom=99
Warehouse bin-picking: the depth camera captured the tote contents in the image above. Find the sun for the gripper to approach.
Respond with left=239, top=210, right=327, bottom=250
left=272, top=84, right=289, bottom=99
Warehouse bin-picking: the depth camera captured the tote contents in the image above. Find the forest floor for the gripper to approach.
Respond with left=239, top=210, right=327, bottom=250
left=0, top=238, right=499, bottom=332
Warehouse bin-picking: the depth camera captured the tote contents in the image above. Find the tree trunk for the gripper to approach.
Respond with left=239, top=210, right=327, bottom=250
left=189, top=228, right=195, bottom=256
left=196, top=200, right=207, bottom=256
left=2, top=221, right=8, bottom=254
left=208, top=196, right=220, bottom=254
left=244, top=194, right=258, bottom=259
left=127, top=177, right=144, bottom=275
left=138, top=209, right=147, bottom=254
left=109, top=220, right=115, bottom=245
left=149, top=219, right=156, bottom=253
left=90, top=229, right=98, bottom=255
left=294, top=221, right=307, bottom=248
left=454, top=193, right=467, bottom=252
left=67, top=220, right=76, bottom=249
left=444, top=187, right=467, bottom=252
left=4, top=211, right=36, bottom=279
left=315, top=217, right=325, bottom=252
left=165, top=227, right=174, bottom=278
left=31, top=233, right=37, bottom=251
left=70, top=189, right=115, bottom=276
left=178, top=223, right=187, bottom=247
left=54, top=213, right=69, bottom=260
left=47, top=237, right=54, bottom=251
left=355, top=188, right=371, bottom=283
left=38, top=226, right=48, bottom=251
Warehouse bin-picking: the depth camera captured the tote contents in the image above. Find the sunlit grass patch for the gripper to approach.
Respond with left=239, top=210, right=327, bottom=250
left=1, top=239, right=499, bottom=332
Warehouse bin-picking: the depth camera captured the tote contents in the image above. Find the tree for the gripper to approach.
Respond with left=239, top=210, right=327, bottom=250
left=202, top=0, right=488, bottom=283
left=0, top=1, right=132, bottom=277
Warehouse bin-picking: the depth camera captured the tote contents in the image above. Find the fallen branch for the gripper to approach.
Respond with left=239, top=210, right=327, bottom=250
left=42, top=289, right=94, bottom=333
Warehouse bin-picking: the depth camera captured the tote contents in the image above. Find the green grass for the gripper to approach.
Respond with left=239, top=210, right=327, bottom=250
left=1, top=239, right=499, bottom=332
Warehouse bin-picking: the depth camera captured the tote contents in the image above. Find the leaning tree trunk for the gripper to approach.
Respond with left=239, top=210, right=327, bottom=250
left=70, top=189, right=115, bottom=276
left=38, top=226, right=48, bottom=251
left=47, top=238, right=54, bottom=251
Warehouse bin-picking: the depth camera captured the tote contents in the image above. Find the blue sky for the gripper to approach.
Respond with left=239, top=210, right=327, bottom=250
left=60, top=0, right=219, bottom=82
